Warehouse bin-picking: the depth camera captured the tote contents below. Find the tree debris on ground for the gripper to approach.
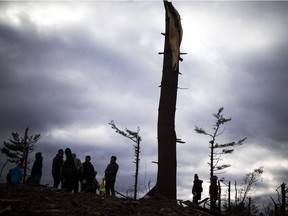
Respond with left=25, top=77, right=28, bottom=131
left=0, top=184, right=214, bottom=216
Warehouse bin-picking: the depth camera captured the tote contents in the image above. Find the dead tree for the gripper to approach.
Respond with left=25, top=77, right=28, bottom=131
left=281, top=183, right=286, bottom=216
left=272, top=183, right=287, bottom=216
left=156, top=0, right=183, bottom=200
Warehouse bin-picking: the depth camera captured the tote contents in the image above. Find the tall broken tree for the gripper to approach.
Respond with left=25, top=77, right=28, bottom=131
left=156, top=0, right=183, bottom=199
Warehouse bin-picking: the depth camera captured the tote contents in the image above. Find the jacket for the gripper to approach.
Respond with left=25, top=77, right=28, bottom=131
left=105, top=162, right=119, bottom=181
left=11, top=166, right=23, bottom=183
left=52, top=154, right=63, bottom=177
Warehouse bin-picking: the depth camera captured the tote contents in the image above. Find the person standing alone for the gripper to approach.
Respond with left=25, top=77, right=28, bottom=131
left=104, top=156, right=119, bottom=196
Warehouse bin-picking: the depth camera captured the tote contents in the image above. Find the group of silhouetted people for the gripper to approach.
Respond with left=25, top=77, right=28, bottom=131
left=6, top=148, right=119, bottom=196
left=192, top=174, right=219, bottom=211
left=51, top=148, right=119, bottom=196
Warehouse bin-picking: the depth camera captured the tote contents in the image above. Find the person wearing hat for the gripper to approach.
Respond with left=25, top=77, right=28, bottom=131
left=192, top=174, right=203, bottom=204
left=52, top=149, right=64, bottom=188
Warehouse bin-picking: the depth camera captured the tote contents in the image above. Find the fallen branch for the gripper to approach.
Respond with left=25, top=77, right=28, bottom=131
left=0, top=205, right=12, bottom=215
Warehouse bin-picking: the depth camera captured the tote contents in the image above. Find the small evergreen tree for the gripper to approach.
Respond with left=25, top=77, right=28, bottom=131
left=195, top=107, right=246, bottom=181
left=195, top=107, right=246, bottom=209
left=109, top=120, right=141, bottom=199
left=1, top=127, right=41, bottom=182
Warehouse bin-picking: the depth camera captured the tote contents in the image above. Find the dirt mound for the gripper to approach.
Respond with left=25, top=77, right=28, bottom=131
left=0, top=184, right=213, bottom=216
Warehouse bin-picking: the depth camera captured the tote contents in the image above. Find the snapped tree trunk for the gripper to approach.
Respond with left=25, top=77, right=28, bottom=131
left=156, top=0, right=182, bottom=200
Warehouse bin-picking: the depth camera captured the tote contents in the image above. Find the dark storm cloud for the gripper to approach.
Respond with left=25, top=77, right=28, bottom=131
left=0, top=9, right=155, bottom=134
left=0, top=1, right=162, bottom=148
left=223, top=38, right=288, bottom=153
left=179, top=1, right=288, bottom=156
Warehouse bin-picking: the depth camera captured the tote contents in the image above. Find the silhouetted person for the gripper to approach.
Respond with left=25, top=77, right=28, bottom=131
left=209, top=175, right=219, bottom=211
left=72, top=153, right=83, bottom=192
left=52, top=149, right=64, bottom=188
left=192, top=174, right=203, bottom=204
left=61, top=148, right=78, bottom=193
left=105, top=156, right=119, bottom=196
left=81, top=155, right=95, bottom=193
left=29, top=152, right=43, bottom=185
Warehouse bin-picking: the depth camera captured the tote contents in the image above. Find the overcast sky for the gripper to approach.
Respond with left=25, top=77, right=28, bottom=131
left=0, top=0, right=287, bottom=206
